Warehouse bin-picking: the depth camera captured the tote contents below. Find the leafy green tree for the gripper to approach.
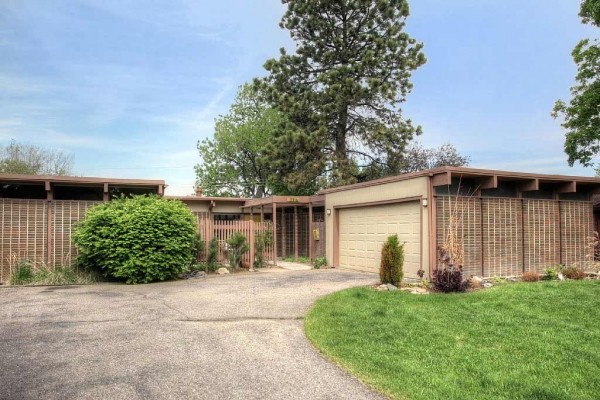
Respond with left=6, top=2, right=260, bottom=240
left=257, top=0, right=426, bottom=191
left=195, top=84, right=285, bottom=197
left=0, top=139, right=73, bottom=175
left=553, top=0, right=600, bottom=167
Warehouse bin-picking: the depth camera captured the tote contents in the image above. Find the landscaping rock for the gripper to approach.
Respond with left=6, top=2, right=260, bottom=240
left=386, top=284, right=398, bottom=291
left=217, top=267, right=230, bottom=275
left=375, top=284, right=389, bottom=291
left=482, top=282, right=493, bottom=288
left=558, top=273, right=565, bottom=281
left=410, top=287, right=428, bottom=294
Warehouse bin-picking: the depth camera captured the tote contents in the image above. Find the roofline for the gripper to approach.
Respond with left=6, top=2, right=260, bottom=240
left=0, top=173, right=165, bottom=186
left=318, top=166, right=600, bottom=194
left=166, top=196, right=248, bottom=202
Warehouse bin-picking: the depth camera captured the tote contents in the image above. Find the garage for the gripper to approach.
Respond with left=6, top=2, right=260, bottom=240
left=337, top=201, right=421, bottom=275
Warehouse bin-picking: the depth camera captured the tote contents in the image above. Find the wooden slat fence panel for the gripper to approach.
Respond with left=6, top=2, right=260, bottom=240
left=0, top=199, right=47, bottom=282
left=435, top=196, right=481, bottom=277
left=52, top=200, right=101, bottom=267
left=560, top=202, right=594, bottom=268
left=194, top=215, right=274, bottom=267
left=523, top=200, right=560, bottom=273
left=437, top=196, right=594, bottom=277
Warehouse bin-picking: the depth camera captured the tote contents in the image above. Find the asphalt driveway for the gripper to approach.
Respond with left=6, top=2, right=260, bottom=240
left=0, top=269, right=384, bottom=400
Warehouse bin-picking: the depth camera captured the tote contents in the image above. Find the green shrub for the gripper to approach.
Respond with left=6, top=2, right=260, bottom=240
left=206, top=236, right=220, bottom=272
left=254, top=230, right=273, bottom=268
left=226, top=232, right=249, bottom=271
left=73, top=195, right=197, bottom=284
left=379, top=235, right=404, bottom=286
left=543, top=266, right=561, bottom=281
left=191, top=233, right=205, bottom=261
left=9, top=260, right=33, bottom=285
left=314, top=256, right=327, bottom=269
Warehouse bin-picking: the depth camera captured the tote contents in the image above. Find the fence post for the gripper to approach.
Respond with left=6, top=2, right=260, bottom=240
left=249, top=220, right=255, bottom=271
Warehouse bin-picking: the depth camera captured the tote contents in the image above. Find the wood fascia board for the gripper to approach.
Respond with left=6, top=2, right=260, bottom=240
left=556, top=181, right=577, bottom=194
left=431, top=171, right=452, bottom=187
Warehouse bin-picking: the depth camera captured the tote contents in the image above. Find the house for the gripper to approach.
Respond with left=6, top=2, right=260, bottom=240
left=320, top=166, right=600, bottom=279
left=1, top=167, right=598, bottom=283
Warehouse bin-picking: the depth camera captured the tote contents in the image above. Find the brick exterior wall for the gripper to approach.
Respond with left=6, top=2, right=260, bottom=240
left=436, top=196, right=594, bottom=277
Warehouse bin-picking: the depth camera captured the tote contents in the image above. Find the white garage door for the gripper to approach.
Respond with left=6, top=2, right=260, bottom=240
left=338, top=202, right=421, bottom=276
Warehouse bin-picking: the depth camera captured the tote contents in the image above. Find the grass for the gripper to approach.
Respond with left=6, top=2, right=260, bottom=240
left=9, top=262, right=99, bottom=286
left=305, top=281, right=600, bottom=400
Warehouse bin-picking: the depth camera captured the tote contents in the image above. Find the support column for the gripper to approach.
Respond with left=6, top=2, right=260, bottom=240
left=281, top=207, right=286, bottom=258
left=45, top=181, right=53, bottom=267
left=260, top=206, right=264, bottom=222
left=273, top=203, right=278, bottom=264
left=308, top=203, right=313, bottom=261
left=294, top=206, right=298, bottom=260
left=103, top=183, right=109, bottom=202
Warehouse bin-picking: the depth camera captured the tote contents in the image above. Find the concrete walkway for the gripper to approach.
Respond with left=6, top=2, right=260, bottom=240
left=0, top=269, right=384, bottom=400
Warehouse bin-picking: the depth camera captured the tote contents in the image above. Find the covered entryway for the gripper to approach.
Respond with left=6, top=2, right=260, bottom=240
left=337, top=201, right=421, bottom=275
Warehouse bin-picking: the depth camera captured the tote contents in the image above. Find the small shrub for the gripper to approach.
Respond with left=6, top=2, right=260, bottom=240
left=254, top=230, right=273, bottom=268
left=521, top=271, right=540, bottom=282
left=432, top=267, right=467, bottom=292
left=73, top=195, right=197, bottom=284
left=9, top=260, right=33, bottom=285
left=191, top=233, right=205, bottom=261
left=562, top=266, right=586, bottom=280
left=226, top=232, right=249, bottom=271
left=206, top=236, right=220, bottom=272
left=379, top=235, right=404, bottom=286
left=314, top=256, right=327, bottom=269
left=543, top=266, right=560, bottom=281
left=432, top=247, right=467, bottom=292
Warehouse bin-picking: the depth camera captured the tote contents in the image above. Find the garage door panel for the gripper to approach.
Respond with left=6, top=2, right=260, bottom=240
left=338, top=202, right=421, bottom=276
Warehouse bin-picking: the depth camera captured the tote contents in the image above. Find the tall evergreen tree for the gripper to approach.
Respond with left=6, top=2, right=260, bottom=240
left=257, top=0, right=425, bottom=191
left=553, top=0, right=600, bottom=168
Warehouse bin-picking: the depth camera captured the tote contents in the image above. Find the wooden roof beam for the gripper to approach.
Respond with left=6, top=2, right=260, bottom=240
left=432, top=171, right=452, bottom=187
left=518, top=179, right=539, bottom=192
left=556, top=181, right=577, bottom=194
left=478, top=175, right=498, bottom=190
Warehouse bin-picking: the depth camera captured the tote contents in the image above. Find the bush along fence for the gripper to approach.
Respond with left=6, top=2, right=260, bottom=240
left=195, top=216, right=275, bottom=268
left=0, top=198, right=276, bottom=284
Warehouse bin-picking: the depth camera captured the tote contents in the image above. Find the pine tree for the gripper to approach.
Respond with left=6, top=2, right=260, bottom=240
left=258, top=0, right=426, bottom=191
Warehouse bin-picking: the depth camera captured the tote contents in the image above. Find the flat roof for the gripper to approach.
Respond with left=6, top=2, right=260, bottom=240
left=318, top=166, right=600, bottom=194
left=0, top=173, right=165, bottom=186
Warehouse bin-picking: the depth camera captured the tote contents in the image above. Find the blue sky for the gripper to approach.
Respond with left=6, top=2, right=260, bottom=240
left=1, top=0, right=597, bottom=195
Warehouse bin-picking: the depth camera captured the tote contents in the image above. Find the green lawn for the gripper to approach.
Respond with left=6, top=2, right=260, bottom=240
left=305, top=281, right=600, bottom=400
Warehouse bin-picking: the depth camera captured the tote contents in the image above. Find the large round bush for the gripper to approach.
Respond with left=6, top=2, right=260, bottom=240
left=73, top=195, right=197, bottom=284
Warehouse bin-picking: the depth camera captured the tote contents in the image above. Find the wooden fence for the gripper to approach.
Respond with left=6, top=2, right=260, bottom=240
left=0, top=200, right=275, bottom=282
left=0, top=199, right=101, bottom=282
left=436, top=196, right=595, bottom=277
left=195, top=215, right=275, bottom=267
